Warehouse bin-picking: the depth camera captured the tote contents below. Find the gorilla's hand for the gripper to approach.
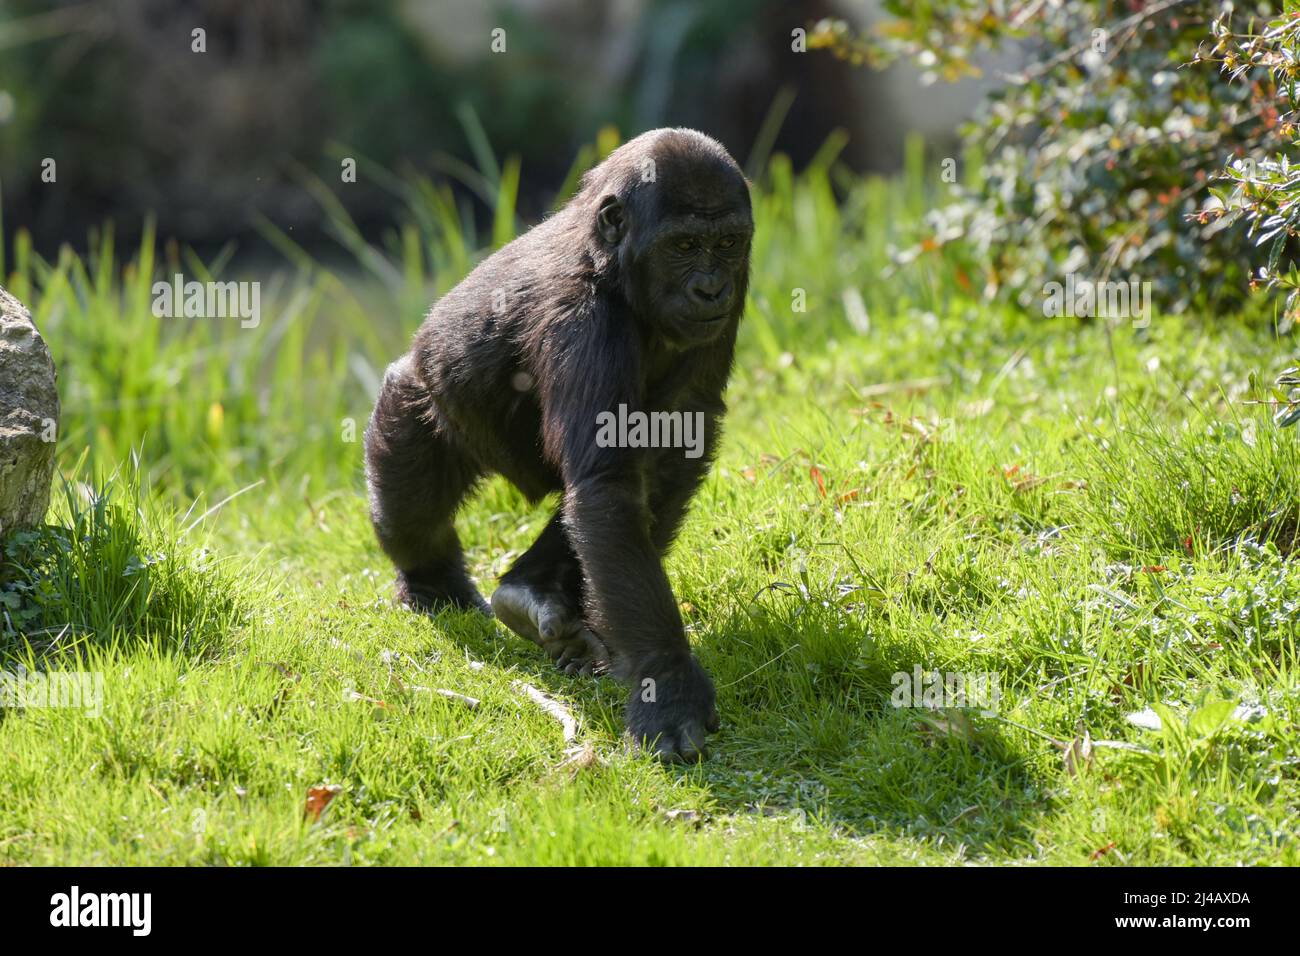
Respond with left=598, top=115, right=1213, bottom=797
left=624, top=654, right=720, bottom=763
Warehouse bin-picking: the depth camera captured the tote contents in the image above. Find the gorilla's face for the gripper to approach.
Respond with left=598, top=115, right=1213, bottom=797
left=597, top=157, right=752, bottom=348
left=634, top=210, right=752, bottom=345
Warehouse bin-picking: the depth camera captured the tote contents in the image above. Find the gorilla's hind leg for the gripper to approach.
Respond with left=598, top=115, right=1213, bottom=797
left=365, top=357, right=488, bottom=614
left=492, top=511, right=609, bottom=675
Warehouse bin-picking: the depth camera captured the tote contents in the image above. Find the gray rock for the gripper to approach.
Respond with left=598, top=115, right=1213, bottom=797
left=0, top=286, right=59, bottom=535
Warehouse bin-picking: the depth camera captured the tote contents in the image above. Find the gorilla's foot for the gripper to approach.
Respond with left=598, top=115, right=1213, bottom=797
left=491, top=582, right=609, bottom=675
left=396, top=570, right=491, bottom=617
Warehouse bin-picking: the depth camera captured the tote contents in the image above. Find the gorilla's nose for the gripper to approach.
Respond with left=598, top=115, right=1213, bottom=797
left=689, top=275, right=731, bottom=305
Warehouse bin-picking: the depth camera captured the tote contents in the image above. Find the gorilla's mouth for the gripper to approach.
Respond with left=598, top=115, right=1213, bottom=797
left=691, top=313, right=728, bottom=324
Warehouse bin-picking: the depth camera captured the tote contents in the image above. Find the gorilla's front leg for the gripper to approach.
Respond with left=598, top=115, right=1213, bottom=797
left=562, top=475, right=720, bottom=762
left=492, top=512, right=609, bottom=675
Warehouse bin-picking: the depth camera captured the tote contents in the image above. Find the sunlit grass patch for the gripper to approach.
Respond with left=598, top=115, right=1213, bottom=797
left=1, top=462, right=249, bottom=661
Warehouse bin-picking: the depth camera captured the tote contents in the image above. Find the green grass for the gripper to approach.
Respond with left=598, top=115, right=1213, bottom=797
left=1, top=139, right=1298, bottom=865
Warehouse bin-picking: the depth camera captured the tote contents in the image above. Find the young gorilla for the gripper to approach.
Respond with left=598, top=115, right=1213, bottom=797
left=365, top=128, right=752, bottom=761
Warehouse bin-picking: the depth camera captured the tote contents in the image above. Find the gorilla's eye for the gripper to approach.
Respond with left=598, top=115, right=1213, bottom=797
left=717, top=236, right=737, bottom=250
left=674, top=238, right=698, bottom=253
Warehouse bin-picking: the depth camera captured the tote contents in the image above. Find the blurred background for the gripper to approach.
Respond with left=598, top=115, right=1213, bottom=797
left=0, top=0, right=1000, bottom=258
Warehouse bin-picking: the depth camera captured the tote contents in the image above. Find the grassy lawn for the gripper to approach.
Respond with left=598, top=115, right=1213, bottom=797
left=2, top=153, right=1297, bottom=865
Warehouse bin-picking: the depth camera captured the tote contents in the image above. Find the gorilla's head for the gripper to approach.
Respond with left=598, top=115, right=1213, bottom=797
left=583, top=128, right=753, bottom=347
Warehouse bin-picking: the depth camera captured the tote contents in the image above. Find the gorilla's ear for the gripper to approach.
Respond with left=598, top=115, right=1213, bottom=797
left=596, top=196, right=626, bottom=245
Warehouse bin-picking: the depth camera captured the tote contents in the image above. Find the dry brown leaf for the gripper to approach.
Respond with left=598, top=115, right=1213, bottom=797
left=558, top=741, right=601, bottom=773
left=1002, top=464, right=1046, bottom=493
left=1063, top=721, right=1094, bottom=777
left=305, top=784, right=342, bottom=822
left=809, top=465, right=828, bottom=498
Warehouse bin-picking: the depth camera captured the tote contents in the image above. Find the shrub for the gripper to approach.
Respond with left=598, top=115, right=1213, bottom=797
left=811, top=1, right=1290, bottom=316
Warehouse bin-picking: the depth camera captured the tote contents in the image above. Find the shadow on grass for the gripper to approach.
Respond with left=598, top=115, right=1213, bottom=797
left=409, top=601, right=1053, bottom=859
left=695, top=700, right=1052, bottom=858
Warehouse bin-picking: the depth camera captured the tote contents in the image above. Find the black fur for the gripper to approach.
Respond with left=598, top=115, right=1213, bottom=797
left=365, top=128, right=752, bottom=761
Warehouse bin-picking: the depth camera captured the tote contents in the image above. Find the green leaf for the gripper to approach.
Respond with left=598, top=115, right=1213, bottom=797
left=1188, top=699, right=1236, bottom=739
left=1269, top=231, right=1287, bottom=274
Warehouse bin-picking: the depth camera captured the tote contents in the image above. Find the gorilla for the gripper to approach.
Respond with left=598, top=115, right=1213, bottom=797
left=365, top=128, right=752, bottom=761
